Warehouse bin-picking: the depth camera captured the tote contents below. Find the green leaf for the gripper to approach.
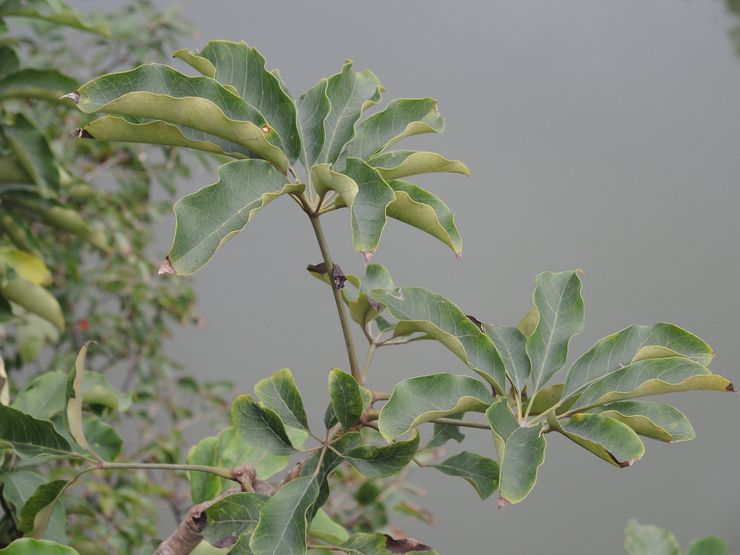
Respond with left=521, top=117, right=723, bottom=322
left=0, top=404, right=72, bottom=458
left=187, top=436, right=221, bottom=503
left=0, top=351, right=7, bottom=405
left=0, top=539, right=79, bottom=555
left=556, top=413, right=645, bottom=467
left=385, top=179, right=462, bottom=254
left=372, top=287, right=506, bottom=392
left=231, top=394, right=294, bottom=455
left=517, top=306, right=539, bottom=338
left=431, top=451, right=499, bottom=500
left=2, top=197, right=107, bottom=250
left=369, top=150, right=469, bottom=180
left=329, top=369, right=363, bottom=431
left=590, top=400, right=695, bottom=443
left=486, top=399, right=546, bottom=505
left=66, top=342, right=93, bottom=456
left=0, top=273, right=64, bottom=331
left=378, top=373, right=492, bottom=441
left=82, top=415, right=122, bottom=461
left=0, top=470, right=45, bottom=512
left=0, top=45, right=19, bottom=79
left=254, top=368, right=309, bottom=432
left=12, top=370, right=67, bottom=419
left=79, top=116, right=250, bottom=159
left=568, top=357, right=734, bottom=413
left=217, top=427, right=291, bottom=481
left=341, top=98, right=444, bottom=161
left=526, top=271, right=585, bottom=393
left=484, top=325, right=530, bottom=394
left=686, top=537, right=730, bottom=555
left=343, top=263, right=394, bottom=326
left=18, top=479, right=67, bottom=538
left=202, top=492, right=267, bottom=549
left=249, top=475, right=320, bottom=555
left=297, top=78, right=330, bottom=168
left=0, top=247, right=51, bottom=285
left=73, top=64, right=289, bottom=172
left=563, top=323, right=714, bottom=399
left=624, top=520, right=680, bottom=555
left=426, top=415, right=465, bottom=449
left=338, top=533, right=437, bottom=554
left=4, top=114, right=59, bottom=195
left=343, top=431, right=420, bottom=478
left=174, top=40, right=301, bottom=163
left=308, top=509, right=350, bottom=545
left=313, top=158, right=395, bottom=256
left=164, top=159, right=303, bottom=275
left=0, top=69, right=78, bottom=101
left=318, top=61, right=383, bottom=164
left=0, top=154, right=32, bottom=183
left=0, top=0, right=111, bottom=36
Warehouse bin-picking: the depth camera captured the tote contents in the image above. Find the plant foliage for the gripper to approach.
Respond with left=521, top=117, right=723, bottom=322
left=0, top=10, right=734, bottom=555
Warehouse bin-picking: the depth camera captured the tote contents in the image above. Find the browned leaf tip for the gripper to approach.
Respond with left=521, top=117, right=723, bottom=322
left=497, top=496, right=508, bottom=510
left=466, top=314, right=484, bottom=331
left=158, top=256, right=176, bottom=276
left=307, top=262, right=346, bottom=289
left=726, top=382, right=736, bottom=393
left=307, top=262, right=328, bottom=274
left=60, top=91, right=80, bottom=104
left=385, top=535, right=434, bottom=553
left=71, top=128, right=94, bottom=139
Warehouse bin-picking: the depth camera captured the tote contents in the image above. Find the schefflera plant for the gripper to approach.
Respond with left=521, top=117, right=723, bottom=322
left=39, top=38, right=732, bottom=554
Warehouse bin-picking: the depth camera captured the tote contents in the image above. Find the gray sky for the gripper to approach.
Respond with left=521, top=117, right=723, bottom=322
left=73, top=1, right=740, bottom=553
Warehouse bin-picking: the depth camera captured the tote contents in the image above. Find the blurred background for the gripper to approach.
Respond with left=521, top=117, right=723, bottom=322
left=53, top=0, right=740, bottom=552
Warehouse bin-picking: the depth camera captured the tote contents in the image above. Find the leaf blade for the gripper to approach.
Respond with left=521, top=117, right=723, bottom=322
left=372, top=287, right=506, bottom=392
left=526, top=271, right=585, bottom=393
left=175, top=40, right=301, bottom=163
left=328, top=369, right=363, bottom=431
left=431, top=451, right=499, bottom=500
left=166, top=159, right=303, bottom=275
left=378, top=373, right=493, bottom=441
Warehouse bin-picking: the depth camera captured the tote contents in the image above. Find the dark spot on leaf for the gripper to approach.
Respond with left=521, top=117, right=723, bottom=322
left=619, top=460, right=632, bottom=468
left=158, top=256, right=176, bottom=276
left=466, top=314, right=484, bottom=331
left=385, top=535, right=434, bottom=553
left=71, top=128, right=94, bottom=139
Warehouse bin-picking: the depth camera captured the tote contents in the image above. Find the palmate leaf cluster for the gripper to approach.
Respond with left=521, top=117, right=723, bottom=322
left=68, top=39, right=469, bottom=276
left=0, top=17, right=734, bottom=555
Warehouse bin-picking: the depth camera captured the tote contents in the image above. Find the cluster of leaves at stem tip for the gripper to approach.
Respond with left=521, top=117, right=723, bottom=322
left=0, top=3, right=735, bottom=553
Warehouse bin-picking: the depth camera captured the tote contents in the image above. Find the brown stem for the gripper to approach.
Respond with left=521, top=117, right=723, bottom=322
left=154, top=489, right=237, bottom=555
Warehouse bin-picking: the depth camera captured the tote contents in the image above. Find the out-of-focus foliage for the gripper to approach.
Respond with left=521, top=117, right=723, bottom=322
left=0, top=2, right=233, bottom=552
